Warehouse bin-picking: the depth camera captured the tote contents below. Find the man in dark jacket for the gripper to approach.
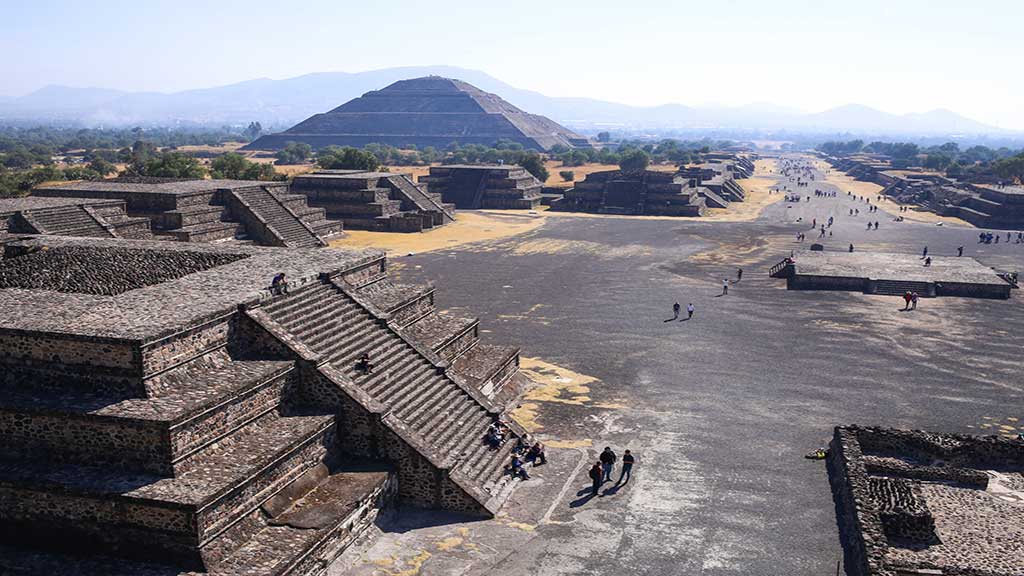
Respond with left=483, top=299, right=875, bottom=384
left=618, top=450, right=635, bottom=484
left=589, top=462, right=603, bottom=495
left=600, top=447, right=617, bottom=482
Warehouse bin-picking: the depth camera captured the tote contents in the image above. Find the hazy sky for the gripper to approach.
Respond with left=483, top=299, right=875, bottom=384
left=2, top=0, right=1021, bottom=128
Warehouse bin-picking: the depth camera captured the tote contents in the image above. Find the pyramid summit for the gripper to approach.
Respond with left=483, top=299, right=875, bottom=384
left=247, top=76, right=590, bottom=151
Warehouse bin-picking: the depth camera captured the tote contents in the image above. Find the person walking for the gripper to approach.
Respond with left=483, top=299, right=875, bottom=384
left=921, top=246, right=928, bottom=259
left=589, top=462, right=603, bottom=496
left=686, top=302, right=694, bottom=320
left=618, top=450, right=636, bottom=484
left=957, top=246, right=964, bottom=257
left=911, top=292, right=919, bottom=310
left=672, top=302, right=680, bottom=320
left=903, top=291, right=912, bottom=311
left=722, top=279, right=729, bottom=296
left=600, top=447, right=617, bottom=482
left=737, top=268, right=743, bottom=282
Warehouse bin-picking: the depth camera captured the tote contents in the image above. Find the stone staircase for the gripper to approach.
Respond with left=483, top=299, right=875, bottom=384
left=870, top=278, right=934, bottom=297
left=248, top=278, right=522, bottom=515
left=230, top=187, right=326, bottom=248
left=384, top=174, right=456, bottom=222
left=21, top=205, right=115, bottom=238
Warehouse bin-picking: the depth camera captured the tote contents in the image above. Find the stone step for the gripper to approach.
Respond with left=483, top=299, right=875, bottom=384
left=0, top=411, right=335, bottom=569
left=232, top=188, right=323, bottom=248
left=0, top=349, right=295, bottom=475
left=450, top=343, right=520, bottom=398
left=168, top=221, right=243, bottom=243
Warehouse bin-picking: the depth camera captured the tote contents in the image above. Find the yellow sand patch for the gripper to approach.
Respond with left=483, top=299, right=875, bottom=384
left=389, top=550, right=432, bottom=576
left=504, top=521, right=537, bottom=532
left=511, top=402, right=542, bottom=432
left=328, top=211, right=546, bottom=254
left=519, top=358, right=597, bottom=406
left=545, top=439, right=594, bottom=449
left=371, top=557, right=396, bottom=567
left=435, top=537, right=464, bottom=551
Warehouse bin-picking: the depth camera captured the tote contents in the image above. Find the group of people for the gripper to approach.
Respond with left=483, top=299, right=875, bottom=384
left=508, top=434, right=547, bottom=479
left=978, top=231, right=1024, bottom=244
left=587, top=446, right=636, bottom=495
left=902, top=291, right=920, bottom=310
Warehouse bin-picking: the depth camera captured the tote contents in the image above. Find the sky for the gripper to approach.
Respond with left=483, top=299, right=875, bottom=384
left=2, top=0, right=1022, bottom=129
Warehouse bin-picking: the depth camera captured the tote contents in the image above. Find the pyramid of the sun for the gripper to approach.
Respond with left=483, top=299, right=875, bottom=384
left=248, top=76, right=589, bottom=152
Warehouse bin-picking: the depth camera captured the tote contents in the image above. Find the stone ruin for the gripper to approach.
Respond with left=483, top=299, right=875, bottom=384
left=549, top=169, right=707, bottom=216
left=27, top=178, right=342, bottom=247
left=827, top=426, right=1024, bottom=576
left=0, top=235, right=532, bottom=574
left=246, top=76, right=591, bottom=152
left=290, top=170, right=456, bottom=232
left=418, top=164, right=543, bottom=209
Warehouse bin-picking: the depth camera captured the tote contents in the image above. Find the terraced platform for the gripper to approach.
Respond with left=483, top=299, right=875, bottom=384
left=0, top=235, right=529, bottom=574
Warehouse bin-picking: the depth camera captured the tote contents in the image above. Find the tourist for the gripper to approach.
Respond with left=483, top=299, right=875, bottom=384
left=270, top=272, right=289, bottom=295
left=686, top=302, right=694, bottom=320
left=618, top=450, right=636, bottom=484
left=722, top=279, right=729, bottom=295
left=737, top=268, right=743, bottom=282
left=589, top=462, right=603, bottom=496
left=600, top=446, right=617, bottom=482
left=911, top=292, right=919, bottom=310
left=921, top=246, right=928, bottom=259
left=957, top=246, right=964, bottom=257
left=510, top=454, right=529, bottom=480
left=924, top=257, right=932, bottom=267
left=486, top=421, right=504, bottom=448
left=874, top=221, right=879, bottom=230
left=903, top=291, right=913, bottom=310
left=673, top=302, right=680, bottom=320
left=355, top=352, right=374, bottom=375
left=528, top=441, right=547, bottom=465
left=849, top=243, right=854, bottom=253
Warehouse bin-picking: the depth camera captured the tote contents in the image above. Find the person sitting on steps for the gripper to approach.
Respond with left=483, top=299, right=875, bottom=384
left=355, top=352, right=374, bottom=375
left=270, top=272, right=289, bottom=295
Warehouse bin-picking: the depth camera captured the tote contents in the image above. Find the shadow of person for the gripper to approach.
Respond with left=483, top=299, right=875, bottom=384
left=570, top=489, right=598, bottom=508
left=679, top=317, right=690, bottom=322
left=663, top=317, right=677, bottom=323
left=602, top=484, right=622, bottom=497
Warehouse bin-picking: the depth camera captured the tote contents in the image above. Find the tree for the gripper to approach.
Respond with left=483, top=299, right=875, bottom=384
left=516, top=150, right=548, bottom=183
left=275, top=141, right=312, bottom=165
left=618, top=148, right=650, bottom=172
left=597, top=131, right=611, bottom=142
left=559, top=170, right=575, bottom=182
left=87, top=158, right=116, bottom=177
left=211, top=152, right=278, bottom=180
left=242, top=122, right=263, bottom=142
left=126, top=151, right=206, bottom=178
left=995, top=153, right=1024, bottom=183
left=317, top=146, right=381, bottom=171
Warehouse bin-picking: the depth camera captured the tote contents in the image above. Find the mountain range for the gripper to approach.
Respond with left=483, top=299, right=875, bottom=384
left=0, top=65, right=1013, bottom=137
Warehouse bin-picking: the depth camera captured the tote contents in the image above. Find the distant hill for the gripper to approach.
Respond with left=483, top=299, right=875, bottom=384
left=0, top=66, right=1013, bottom=137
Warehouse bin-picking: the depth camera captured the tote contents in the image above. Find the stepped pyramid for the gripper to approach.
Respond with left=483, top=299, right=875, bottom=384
left=0, top=235, right=530, bottom=574
left=248, top=76, right=590, bottom=152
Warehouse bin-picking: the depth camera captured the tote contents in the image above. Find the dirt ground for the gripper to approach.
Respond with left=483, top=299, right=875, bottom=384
left=328, top=211, right=547, bottom=255
left=541, top=161, right=677, bottom=188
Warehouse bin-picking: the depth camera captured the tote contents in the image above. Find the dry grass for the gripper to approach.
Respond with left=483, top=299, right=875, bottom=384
left=173, top=142, right=247, bottom=154
left=328, top=210, right=546, bottom=254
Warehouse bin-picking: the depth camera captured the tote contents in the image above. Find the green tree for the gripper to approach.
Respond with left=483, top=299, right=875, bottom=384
left=516, top=150, right=548, bottom=183
left=597, top=131, right=611, bottom=142
left=126, top=151, right=207, bottom=178
left=87, top=158, right=116, bottom=177
left=317, top=146, right=381, bottom=171
left=242, top=122, right=263, bottom=142
left=559, top=170, right=575, bottom=182
left=995, top=153, right=1024, bottom=183
left=275, top=141, right=313, bottom=165
left=618, top=148, right=650, bottom=172
left=210, top=152, right=278, bottom=180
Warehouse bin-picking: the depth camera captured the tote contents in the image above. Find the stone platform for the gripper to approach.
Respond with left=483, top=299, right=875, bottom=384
left=770, top=250, right=1012, bottom=299
left=828, top=426, right=1024, bottom=576
left=33, top=178, right=341, bottom=247
left=0, top=235, right=532, bottom=574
